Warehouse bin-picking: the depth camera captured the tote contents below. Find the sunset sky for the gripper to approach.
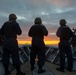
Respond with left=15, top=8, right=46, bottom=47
left=0, top=0, right=76, bottom=45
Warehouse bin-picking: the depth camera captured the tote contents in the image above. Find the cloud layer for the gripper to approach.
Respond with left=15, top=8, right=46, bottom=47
left=0, top=0, right=76, bottom=42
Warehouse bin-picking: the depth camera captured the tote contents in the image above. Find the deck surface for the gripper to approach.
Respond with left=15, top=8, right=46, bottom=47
left=9, top=61, right=76, bottom=75
left=32, top=62, right=54, bottom=75
left=0, top=61, right=76, bottom=75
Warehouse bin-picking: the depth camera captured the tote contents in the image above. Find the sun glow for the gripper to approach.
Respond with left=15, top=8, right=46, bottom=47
left=18, top=40, right=59, bottom=45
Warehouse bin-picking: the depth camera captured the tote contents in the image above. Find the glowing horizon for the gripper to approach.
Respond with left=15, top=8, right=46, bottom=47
left=18, top=40, right=59, bottom=45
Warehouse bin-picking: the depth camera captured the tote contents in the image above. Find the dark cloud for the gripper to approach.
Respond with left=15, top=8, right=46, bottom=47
left=0, top=0, right=76, bottom=24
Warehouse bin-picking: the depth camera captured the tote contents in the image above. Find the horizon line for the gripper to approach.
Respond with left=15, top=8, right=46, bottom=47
left=18, top=40, right=59, bottom=45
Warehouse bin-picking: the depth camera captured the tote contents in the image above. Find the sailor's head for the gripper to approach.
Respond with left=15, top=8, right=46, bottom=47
left=60, top=19, right=66, bottom=26
left=34, top=17, right=42, bottom=24
left=9, top=13, right=17, bottom=21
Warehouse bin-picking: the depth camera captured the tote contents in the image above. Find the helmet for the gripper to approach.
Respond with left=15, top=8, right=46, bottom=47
left=9, top=14, right=17, bottom=19
left=60, top=19, right=66, bottom=25
left=34, top=17, right=42, bottom=24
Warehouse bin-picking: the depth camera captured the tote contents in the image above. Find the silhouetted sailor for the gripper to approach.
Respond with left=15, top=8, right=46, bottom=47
left=56, top=19, right=73, bottom=72
left=0, top=14, right=25, bottom=75
left=28, top=17, right=48, bottom=74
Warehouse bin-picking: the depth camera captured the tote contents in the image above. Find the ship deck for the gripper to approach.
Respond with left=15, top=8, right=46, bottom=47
left=0, top=46, right=76, bottom=75
left=10, top=61, right=76, bottom=75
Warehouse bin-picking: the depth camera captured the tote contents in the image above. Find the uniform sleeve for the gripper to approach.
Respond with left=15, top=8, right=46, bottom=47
left=28, top=26, right=33, bottom=37
left=0, top=23, right=5, bottom=36
left=56, top=27, right=61, bottom=37
left=69, top=28, right=73, bottom=37
left=42, top=25, right=48, bottom=36
left=14, top=22, right=22, bottom=35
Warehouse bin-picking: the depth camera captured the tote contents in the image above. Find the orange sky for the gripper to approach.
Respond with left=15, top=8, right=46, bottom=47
left=17, top=26, right=60, bottom=45
left=18, top=36, right=59, bottom=45
left=17, top=34, right=60, bottom=45
left=18, top=40, right=59, bottom=45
